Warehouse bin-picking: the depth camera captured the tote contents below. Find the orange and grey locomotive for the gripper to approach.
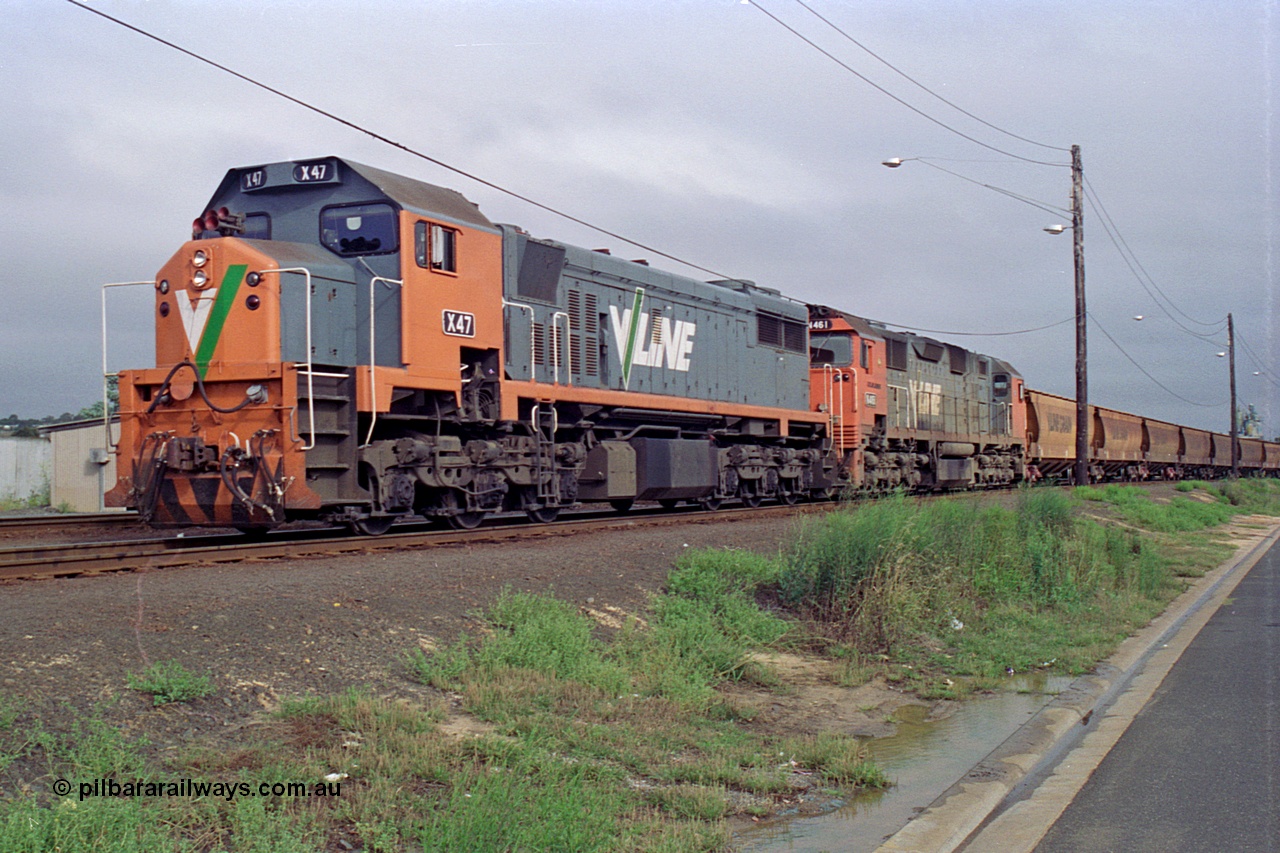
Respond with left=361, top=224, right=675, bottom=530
left=107, top=157, right=838, bottom=532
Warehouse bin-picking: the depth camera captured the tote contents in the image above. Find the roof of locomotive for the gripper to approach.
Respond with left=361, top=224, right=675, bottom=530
left=207, top=157, right=497, bottom=232
left=808, top=304, right=1021, bottom=378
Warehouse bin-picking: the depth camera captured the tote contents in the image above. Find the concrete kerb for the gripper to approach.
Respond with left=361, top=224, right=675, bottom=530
left=875, top=518, right=1280, bottom=853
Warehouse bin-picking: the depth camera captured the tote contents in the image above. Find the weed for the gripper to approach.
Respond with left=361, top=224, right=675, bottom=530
left=644, top=784, right=731, bottom=821
left=126, top=659, right=215, bottom=705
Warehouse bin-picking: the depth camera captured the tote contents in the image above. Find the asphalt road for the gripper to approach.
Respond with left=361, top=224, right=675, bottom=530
left=1033, top=538, right=1280, bottom=853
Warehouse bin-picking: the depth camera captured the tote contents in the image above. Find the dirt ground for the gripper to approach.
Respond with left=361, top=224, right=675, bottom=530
left=4, top=511, right=911, bottom=759
left=0, top=484, right=1215, bottom=814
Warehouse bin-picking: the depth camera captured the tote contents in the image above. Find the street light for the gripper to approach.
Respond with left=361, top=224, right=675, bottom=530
left=1141, top=314, right=1239, bottom=476
left=886, top=147, right=1090, bottom=483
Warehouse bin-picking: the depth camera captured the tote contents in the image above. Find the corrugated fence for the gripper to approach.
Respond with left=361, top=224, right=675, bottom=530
left=0, top=436, right=51, bottom=504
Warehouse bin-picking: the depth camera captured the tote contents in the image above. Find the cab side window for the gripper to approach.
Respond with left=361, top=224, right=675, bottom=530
left=415, top=221, right=458, bottom=273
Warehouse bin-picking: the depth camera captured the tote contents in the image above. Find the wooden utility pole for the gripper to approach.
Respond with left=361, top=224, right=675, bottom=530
left=1072, top=145, right=1089, bottom=486
left=1229, top=312, right=1238, bottom=478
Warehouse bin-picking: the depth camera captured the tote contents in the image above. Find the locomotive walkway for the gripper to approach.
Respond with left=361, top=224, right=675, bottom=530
left=876, top=520, right=1280, bottom=853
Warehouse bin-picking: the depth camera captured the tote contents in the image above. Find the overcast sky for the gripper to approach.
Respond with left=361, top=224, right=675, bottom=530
left=2, top=0, right=1275, bottom=434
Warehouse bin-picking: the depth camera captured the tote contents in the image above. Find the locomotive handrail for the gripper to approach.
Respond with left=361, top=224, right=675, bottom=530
left=502, top=299, right=536, bottom=381
left=551, top=311, right=573, bottom=386
left=101, top=280, right=155, bottom=451
left=821, top=364, right=844, bottom=455
left=888, top=382, right=910, bottom=430
left=257, top=268, right=316, bottom=450
left=365, top=276, right=403, bottom=446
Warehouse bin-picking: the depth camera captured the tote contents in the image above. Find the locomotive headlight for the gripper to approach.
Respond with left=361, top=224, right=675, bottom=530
left=192, top=269, right=209, bottom=289
left=192, top=250, right=209, bottom=268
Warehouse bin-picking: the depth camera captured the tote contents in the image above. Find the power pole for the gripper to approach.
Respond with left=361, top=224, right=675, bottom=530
left=1229, top=312, right=1238, bottom=478
left=1072, top=145, right=1089, bottom=486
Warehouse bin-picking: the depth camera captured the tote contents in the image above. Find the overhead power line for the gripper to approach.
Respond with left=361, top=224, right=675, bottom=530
left=749, top=0, right=1068, bottom=168
left=1089, top=312, right=1227, bottom=408
left=912, top=159, right=1069, bottom=218
left=791, top=0, right=1070, bottom=153
left=1235, top=329, right=1280, bottom=389
left=878, top=317, right=1073, bottom=337
left=1084, top=176, right=1229, bottom=332
left=64, top=0, right=739, bottom=283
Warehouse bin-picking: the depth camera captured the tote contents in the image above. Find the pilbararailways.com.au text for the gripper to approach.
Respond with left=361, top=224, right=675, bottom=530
left=54, top=777, right=344, bottom=802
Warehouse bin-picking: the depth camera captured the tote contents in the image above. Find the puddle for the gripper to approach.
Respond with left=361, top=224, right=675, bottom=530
left=734, top=673, right=1074, bottom=853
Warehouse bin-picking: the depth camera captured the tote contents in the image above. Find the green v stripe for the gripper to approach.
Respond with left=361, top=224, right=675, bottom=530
left=194, top=264, right=247, bottom=378
left=622, top=287, right=644, bottom=388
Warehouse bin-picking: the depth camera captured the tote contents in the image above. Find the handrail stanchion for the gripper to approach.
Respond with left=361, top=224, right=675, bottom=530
left=550, top=311, right=572, bottom=386
left=258, top=268, right=316, bottom=449
left=101, top=280, right=155, bottom=450
left=365, top=276, right=403, bottom=446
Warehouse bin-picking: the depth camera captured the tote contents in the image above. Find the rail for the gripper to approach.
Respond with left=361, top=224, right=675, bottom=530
left=364, top=276, right=403, bottom=446
left=0, top=501, right=826, bottom=581
left=821, top=364, right=845, bottom=454
left=255, top=268, right=319, bottom=449
left=502, top=299, right=536, bottom=381
left=551, top=310, right=573, bottom=386
left=101, top=280, right=155, bottom=450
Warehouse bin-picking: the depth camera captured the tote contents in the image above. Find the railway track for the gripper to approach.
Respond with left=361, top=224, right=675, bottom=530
left=0, top=511, right=141, bottom=539
left=0, top=502, right=828, bottom=581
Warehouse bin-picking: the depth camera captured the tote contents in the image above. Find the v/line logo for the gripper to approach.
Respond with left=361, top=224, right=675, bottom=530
left=175, top=264, right=247, bottom=378
left=607, top=288, right=697, bottom=388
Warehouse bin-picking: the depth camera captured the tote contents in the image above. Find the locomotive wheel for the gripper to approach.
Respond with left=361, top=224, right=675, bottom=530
left=658, top=499, right=681, bottom=510
left=439, top=490, right=485, bottom=530
left=610, top=499, right=634, bottom=513
left=526, top=506, right=560, bottom=524
left=446, top=512, right=485, bottom=530
left=699, top=497, right=722, bottom=511
left=780, top=491, right=800, bottom=505
left=350, top=515, right=395, bottom=536
left=740, top=492, right=761, bottom=508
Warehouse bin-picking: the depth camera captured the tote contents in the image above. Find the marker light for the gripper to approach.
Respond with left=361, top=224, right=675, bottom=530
left=245, top=271, right=261, bottom=287
left=192, top=250, right=208, bottom=268
left=245, top=295, right=261, bottom=310
left=159, top=302, right=170, bottom=317
left=157, top=279, right=170, bottom=294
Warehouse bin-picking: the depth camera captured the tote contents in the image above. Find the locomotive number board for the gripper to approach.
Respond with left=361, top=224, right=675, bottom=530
left=240, top=159, right=343, bottom=193
left=442, top=310, right=476, bottom=338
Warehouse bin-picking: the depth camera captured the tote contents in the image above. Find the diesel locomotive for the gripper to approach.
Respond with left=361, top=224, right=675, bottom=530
left=106, top=157, right=841, bottom=532
left=104, top=156, right=1271, bottom=534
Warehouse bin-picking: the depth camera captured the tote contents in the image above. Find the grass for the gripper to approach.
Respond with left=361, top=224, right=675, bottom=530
left=126, top=660, right=216, bottom=705
left=778, top=481, right=1280, bottom=686
left=5, top=479, right=1277, bottom=850
left=0, top=485, right=49, bottom=511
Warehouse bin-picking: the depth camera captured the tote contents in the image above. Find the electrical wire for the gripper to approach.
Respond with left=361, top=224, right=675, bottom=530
left=1235, top=329, right=1280, bottom=389
left=912, top=159, right=1069, bottom=218
left=1088, top=311, right=1227, bottom=407
left=1084, top=192, right=1228, bottom=345
left=876, top=316, right=1073, bottom=337
left=64, top=0, right=739, bottom=283
left=749, top=0, right=1068, bottom=168
left=791, top=0, right=1070, bottom=153
left=1084, top=177, right=1228, bottom=330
